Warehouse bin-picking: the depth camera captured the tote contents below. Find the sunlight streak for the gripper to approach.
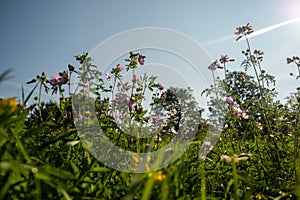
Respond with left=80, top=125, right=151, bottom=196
left=203, top=17, right=300, bottom=45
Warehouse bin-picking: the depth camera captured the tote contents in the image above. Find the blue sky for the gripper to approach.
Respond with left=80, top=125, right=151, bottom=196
left=1, top=0, right=300, bottom=103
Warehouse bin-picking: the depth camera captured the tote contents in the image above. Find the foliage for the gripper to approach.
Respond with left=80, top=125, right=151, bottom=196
left=1, top=23, right=300, bottom=199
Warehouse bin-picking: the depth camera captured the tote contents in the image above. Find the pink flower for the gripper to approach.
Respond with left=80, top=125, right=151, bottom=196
left=129, top=101, right=137, bottom=111
left=257, top=50, right=264, bottom=55
left=232, top=106, right=242, bottom=116
left=234, top=23, right=254, bottom=36
left=134, top=74, right=143, bottom=84
left=225, top=97, right=234, bottom=105
left=158, top=83, right=165, bottom=94
left=234, top=27, right=243, bottom=35
left=116, top=64, right=124, bottom=72
left=220, top=55, right=230, bottom=63
left=49, top=74, right=61, bottom=88
left=242, top=111, right=250, bottom=119
left=59, top=71, right=70, bottom=84
left=246, top=23, right=254, bottom=33
left=105, top=73, right=112, bottom=81
left=208, top=60, right=222, bottom=70
left=138, top=54, right=146, bottom=65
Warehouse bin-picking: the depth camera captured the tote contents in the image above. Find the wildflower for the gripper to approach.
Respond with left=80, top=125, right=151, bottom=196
left=208, top=63, right=217, bottom=71
left=225, top=97, right=234, bottom=105
left=241, top=111, right=250, bottom=119
left=232, top=106, right=243, bottom=116
left=138, top=54, right=146, bottom=65
left=0, top=98, right=18, bottom=115
left=148, top=171, right=166, bottom=184
left=241, top=75, right=246, bottom=81
left=287, top=57, right=293, bottom=64
left=49, top=74, right=61, bottom=88
left=234, top=23, right=254, bottom=41
left=129, top=101, right=137, bottom=111
left=208, top=59, right=222, bottom=70
left=116, top=64, right=124, bottom=72
left=59, top=71, right=70, bottom=84
left=246, top=23, right=254, bottom=33
left=85, top=110, right=92, bottom=117
left=234, top=27, right=243, bottom=35
left=169, top=108, right=177, bottom=116
left=155, top=171, right=166, bottom=183
left=257, top=50, right=264, bottom=55
left=158, top=83, right=165, bottom=94
left=134, top=74, right=143, bottom=85
left=220, top=54, right=229, bottom=63
left=105, top=73, right=112, bottom=81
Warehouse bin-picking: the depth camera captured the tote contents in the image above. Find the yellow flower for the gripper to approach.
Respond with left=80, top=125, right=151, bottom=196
left=255, top=194, right=267, bottom=200
left=0, top=98, right=18, bottom=115
left=155, top=171, right=166, bottom=183
left=85, top=111, right=92, bottom=116
left=148, top=171, right=166, bottom=184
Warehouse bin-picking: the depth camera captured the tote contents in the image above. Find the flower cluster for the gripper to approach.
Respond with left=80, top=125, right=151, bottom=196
left=225, top=97, right=249, bottom=119
left=235, top=23, right=254, bottom=41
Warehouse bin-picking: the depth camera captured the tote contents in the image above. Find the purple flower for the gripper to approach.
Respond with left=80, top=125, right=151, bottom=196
left=287, top=57, right=293, bottom=64
left=129, top=101, right=137, bottom=111
left=59, top=71, right=70, bottom=84
left=138, top=54, right=146, bottom=65
left=158, top=83, right=165, bottom=94
left=49, top=74, right=61, bottom=88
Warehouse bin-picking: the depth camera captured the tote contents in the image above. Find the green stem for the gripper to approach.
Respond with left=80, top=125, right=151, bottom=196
left=245, top=35, right=282, bottom=172
left=211, top=70, right=219, bottom=100
left=38, top=82, right=43, bottom=121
